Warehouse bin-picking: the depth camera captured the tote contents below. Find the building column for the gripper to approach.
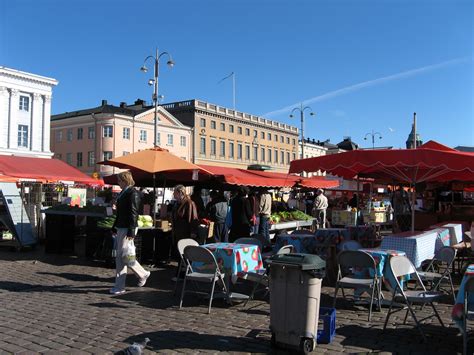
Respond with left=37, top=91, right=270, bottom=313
left=8, top=89, right=18, bottom=149
left=31, top=93, right=42, bottom=151
left=0, top=87, right=9, bottom=149
left=42, top=95, right=52, bottom=153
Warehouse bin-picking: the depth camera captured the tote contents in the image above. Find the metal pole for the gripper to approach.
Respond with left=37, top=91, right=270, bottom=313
left=300, top=106, right=304, bottom=159
left=153, top=48, right=159, bottom=147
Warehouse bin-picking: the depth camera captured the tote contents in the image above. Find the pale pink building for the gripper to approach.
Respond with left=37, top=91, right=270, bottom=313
left=51, top=99, right=192, bottom=177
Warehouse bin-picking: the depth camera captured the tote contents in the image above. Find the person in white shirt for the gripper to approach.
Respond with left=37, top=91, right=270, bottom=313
left=313, top=188, right=329, bottom=229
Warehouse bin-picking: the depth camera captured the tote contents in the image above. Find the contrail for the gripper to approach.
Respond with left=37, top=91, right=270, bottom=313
left=262, top=57, right=470, bottom=117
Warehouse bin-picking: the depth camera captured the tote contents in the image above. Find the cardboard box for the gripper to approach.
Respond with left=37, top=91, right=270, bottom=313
left=155, top=219, right=170, bottom=230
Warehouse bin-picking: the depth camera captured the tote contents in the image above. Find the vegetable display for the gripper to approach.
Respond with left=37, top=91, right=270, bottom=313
left=269, top=210, right=312, bottom=224
left=137, top=215, right=153, bottom=228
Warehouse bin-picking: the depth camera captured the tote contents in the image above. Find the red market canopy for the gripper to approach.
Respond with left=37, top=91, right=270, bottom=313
left=289, top=140, right=474, bottom=184
left=199, top=165, right=339, bottom=189
left=0, top=155, right=103, bottom=185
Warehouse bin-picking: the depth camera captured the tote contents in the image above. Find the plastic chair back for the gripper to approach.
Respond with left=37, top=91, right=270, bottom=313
left=183, top=245, right=218, bottom=268
left=276, top=244, right=294, bottom=255
left=338, top=250, right=376, bottom=270
left=436, top=246, right=456, bottom=265
left=177, top=238, right=199, bottom=257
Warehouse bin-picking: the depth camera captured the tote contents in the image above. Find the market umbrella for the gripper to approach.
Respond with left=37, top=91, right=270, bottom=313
left=98, top=147, right=213, bottom=217
left=289, top=140, right=474, bottom=231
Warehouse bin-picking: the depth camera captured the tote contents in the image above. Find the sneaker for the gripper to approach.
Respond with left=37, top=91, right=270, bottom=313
left=109, top=288, right=126, bottom=295
left=138, top=271, right=151, bottom=287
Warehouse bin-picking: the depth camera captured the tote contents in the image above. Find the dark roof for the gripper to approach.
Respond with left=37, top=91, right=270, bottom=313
left=337, top=137, right=359, bottom=150
left=455, top=146, right=474, bottom=153
left=52, top=101, right=149, bottom=121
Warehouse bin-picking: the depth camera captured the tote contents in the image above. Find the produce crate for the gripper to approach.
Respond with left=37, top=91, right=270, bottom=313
left=331, top=210, right=357, bottom=226
left=317, top=307, right=336, bottom=344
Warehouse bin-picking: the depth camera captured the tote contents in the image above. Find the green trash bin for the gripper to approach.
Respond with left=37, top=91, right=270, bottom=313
left=267, top=253, right=326, bottom=354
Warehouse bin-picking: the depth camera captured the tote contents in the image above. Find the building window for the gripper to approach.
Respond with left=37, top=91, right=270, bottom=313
left=211, top=120, right=216, bottom=129
left=19, top=95, right=30, bottom=111
left=67, top=128, right=73, bottom=142
left=167, top=134, right=173, bottom=146
left=237, top=143, right=242, bottom=159
left=139, top=130, right=147, bottom=142
left=268, top=133, right=271, bottom=141
left=238, top=127, right=242, bottom=135
left=253, top=130, right=257, bottom=138
left=220, top=141, right=225, bottom=157
left=261, top=148, right=265, bottom=162
left=88, top=151, right=95, bottom=167
left=229, top=125, right=234, bottom=133
left=287, top=152, right=290, bottom=165
left=200, top=137, right=206, bottom=154
left=103, top=125, right=113, bottom=138
left=261, top=131, right=265, bottom=139
left=103, top=151, right=112, bottom=161
left=280, top=151, right=284, bottom=164
left=17, top=125, right=28, bottom=148
left=292, top=138, right=296, bottom=146
left=287, top=137, right=290, bottom=144
left=88, top=126, right=95, bottom=139
left=77, top=152, right=83, bottom=167
left=77, top=128, right=83, bottom=140
left=292, top=153, right=296, bottom=161
left=123, top=127, right=130, bottom=139
left=245, top=145, right=250, bottom=160
left=156, top=132, right=161, bottom=145
left=275, top=149, right=278, bottom=163
left=268, top=149, right=272, bottom=163
left=180, top=136, right=186, bottom=147
left=253, top=146, right=258, bottom=161
left=66, top=153, right=72, bottom=165
left=210, top=139, right=216, bottom=155
left=245, top=128, right=250, bottom=136
left=200, top=118, right=206, bottom=127
left=274, top=134, right=278, bottom=141
left=220, top=122, right=225, bottom=131
left=123, top=151, right=130, bottom=156
left=280, top=135, right=284, bottom=143
left=56, top=130, right=63, bottom=142
left=229, top=142, right=234, bottom=158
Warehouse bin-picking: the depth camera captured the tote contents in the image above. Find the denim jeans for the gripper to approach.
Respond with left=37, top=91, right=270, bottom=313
left=258, top=215, right=270, bottom=244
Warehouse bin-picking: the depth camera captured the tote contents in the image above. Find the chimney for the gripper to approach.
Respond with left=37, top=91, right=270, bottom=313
left=134, top=99, right=145, bottom=106
left=120, top=102, right=127, bottom=108
left=101, top=99, right=108, bottom=106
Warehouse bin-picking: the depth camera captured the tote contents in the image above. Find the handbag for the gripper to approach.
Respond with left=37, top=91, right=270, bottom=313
left=122, top=239, right=136, bottom=267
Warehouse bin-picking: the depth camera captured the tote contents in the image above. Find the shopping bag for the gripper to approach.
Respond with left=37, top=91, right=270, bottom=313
left=122, top=239, right=136, bottom=267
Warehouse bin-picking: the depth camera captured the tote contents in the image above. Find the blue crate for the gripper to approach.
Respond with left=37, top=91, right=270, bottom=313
left=317, top=307, right=336, bottom=344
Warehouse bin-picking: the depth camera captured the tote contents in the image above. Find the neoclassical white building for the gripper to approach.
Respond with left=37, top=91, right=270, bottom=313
left=0, top=67, right=58, bottom=158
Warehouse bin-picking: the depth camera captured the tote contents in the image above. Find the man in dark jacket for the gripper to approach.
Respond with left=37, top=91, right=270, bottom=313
left=229, top=187, right=252, bottom=242
left=207, top=190, right=229, bottom=242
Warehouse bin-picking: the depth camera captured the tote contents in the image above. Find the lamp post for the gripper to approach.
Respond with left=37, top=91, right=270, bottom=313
left=364, top=130, right=383, bottom=149
left=140, top=48, right=174, bottom=147
left=290, top=103, right=314, bottom=159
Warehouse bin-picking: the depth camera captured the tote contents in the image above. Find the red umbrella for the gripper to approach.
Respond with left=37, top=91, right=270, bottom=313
left=289, top=141, right=474, bottom=231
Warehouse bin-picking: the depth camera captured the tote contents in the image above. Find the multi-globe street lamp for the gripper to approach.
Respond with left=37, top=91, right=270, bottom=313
left=290, top=103, right=314, bottom=159
left=364, top=130, right=383, bottom=149
left=140, top=48, right=175, bottom=147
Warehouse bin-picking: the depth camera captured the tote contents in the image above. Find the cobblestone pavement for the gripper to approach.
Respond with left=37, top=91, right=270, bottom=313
left=0, top=247, right=466, bottom=354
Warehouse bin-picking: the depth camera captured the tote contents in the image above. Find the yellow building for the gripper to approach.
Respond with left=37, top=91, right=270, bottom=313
left=162, top=99, right=299, bottom=173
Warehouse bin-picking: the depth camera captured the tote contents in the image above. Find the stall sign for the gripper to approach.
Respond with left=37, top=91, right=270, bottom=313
left=67, top=187, right=87, bottom=208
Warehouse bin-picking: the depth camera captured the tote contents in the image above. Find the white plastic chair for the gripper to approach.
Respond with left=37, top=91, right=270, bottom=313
left=383, top=255, right=445, bottom=341
left=173, top=239, right=199, bottom=295
left=418, top=246, right=457, bottom=303
left=179, top=245, right=228, bottom=314
left=333, top=250, right=381, bottom=321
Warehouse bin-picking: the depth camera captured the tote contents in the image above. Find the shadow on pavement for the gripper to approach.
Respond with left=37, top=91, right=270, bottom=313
left=122, top=330, right=275, bottom=353
left=36, top=271, right=114, bottom=283
left=89, top=302, right=129, bottom=309
left=0, top=280, right=108, bottom=294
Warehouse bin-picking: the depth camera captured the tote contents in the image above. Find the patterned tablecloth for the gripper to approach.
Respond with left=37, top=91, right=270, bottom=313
left=431, top=222, right=464, bottom=245
left=452, top=264, right=474, bottom=328
left=274, top=228, right=351, bottom=254
left=201, top=243, right=264, bottom=280
left=380, top=230, right=441, bottom=268
left=359, top=248, right=407, bottom=289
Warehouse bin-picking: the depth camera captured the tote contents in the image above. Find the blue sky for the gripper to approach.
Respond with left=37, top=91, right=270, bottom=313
left=1, top=0, right=472, bottom=149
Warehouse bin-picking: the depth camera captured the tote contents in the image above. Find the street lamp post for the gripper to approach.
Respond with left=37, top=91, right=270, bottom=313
left=364, top=130, right=383, bottom=149
left=140, top=48, right=174, bottom=147
left=290, top=103, right=314, bottom=159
